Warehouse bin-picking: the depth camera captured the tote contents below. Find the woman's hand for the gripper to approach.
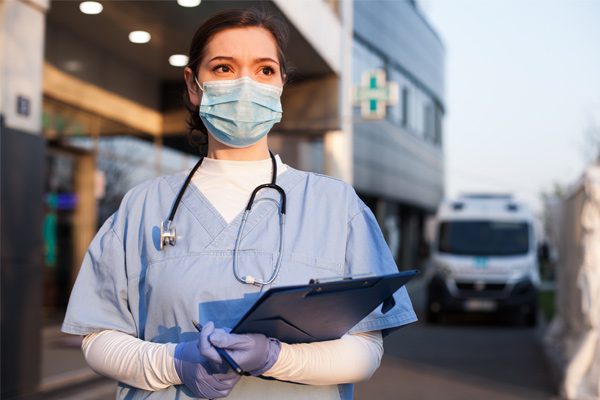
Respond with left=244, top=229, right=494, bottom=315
left=174, top=322, right=241, bottom=398
left=209, top=330, right=281, bottom=376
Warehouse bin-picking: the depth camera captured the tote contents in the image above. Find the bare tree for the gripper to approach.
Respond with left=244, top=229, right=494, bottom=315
left=582, top=119, right=600, bottom=165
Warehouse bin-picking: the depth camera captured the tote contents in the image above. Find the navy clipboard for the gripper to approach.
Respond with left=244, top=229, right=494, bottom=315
left=232, top=270, right=418, bottom=344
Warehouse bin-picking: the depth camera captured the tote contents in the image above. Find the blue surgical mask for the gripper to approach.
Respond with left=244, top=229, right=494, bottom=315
left=195, top=76, right=283, bottom=148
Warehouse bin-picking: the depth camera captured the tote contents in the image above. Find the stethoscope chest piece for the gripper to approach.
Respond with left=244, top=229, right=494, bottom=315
left=160, top=220, right=176, bottom=250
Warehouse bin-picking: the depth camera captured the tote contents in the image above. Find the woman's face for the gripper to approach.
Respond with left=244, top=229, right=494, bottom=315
left=185, top=26, right=284, bottom=106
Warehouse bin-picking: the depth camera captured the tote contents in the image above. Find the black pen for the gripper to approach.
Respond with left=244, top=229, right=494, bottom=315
left=191, top=320, right=244, bottom=375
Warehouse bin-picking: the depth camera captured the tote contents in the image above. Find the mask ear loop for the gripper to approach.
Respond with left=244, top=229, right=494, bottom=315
left=194, top=77, right=205, bottom=93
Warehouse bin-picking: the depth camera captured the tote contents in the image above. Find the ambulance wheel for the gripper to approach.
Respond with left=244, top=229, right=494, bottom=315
left=525, top=309, right=538, bottom=327
left=426, top=308, right=441, bottom=324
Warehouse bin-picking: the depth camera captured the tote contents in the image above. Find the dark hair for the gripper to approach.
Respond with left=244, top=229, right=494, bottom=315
left=184, top=8, right=290, bottom=149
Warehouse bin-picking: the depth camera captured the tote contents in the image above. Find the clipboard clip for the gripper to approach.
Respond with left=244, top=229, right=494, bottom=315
left=307, top=276, right=396, bottom=313
left=381, top=296, right=396, bottom=314
left=308, top=273, right=373, bottom=285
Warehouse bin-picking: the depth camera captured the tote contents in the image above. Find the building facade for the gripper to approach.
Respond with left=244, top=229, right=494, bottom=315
left=352, top=0, right=445, bottom=269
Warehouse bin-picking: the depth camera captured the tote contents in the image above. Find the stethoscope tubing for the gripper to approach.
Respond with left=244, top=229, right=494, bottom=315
left=168, top=157, right=205, bottom=223
left=161, top=150, right=286, bottom=287
left=233, top=196, right=286, bottom=287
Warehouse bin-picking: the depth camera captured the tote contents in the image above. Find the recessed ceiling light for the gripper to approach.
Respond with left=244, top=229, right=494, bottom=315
left=177, top=0, right=201, bottom=7
left=169, top=54, right=189, bottom=67
left=128, top=31, right=151, bottom=44
left=79, top=1, right=103, bottom=15
left=65, top=60, right=83, bottom=72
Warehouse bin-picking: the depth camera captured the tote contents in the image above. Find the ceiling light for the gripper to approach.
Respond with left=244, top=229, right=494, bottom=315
left=64, top=60, right=83, bottom=72
left=79, top=1, right=103, bottom=15
left=128, top=31, right=151, bottom=44
left=177, top=0, right=201, bottom=7
left=169, top=54, right=189, bottom=67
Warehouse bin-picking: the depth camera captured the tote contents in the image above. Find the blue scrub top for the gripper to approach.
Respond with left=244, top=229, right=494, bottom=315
left=62, top=166, right=417, bottom=399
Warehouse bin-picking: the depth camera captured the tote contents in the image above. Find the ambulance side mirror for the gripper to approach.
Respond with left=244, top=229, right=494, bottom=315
left=419, top=240, right=431, bottom=259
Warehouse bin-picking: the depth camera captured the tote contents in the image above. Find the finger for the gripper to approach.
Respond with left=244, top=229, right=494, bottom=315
left=209, top=369, right=241, bottom=390
left=210, top=332, right=252, bottom=349
left=208, top=330, right=231, bottom=347
left=203, top=321, right=215, bottom=335
left=199, top=322, right=221, bottom=363
left=211, top=328, right=229, bottom=339
left=214, top=371, right=242, bottom=387
left=199, top=343, right=221, bottom=364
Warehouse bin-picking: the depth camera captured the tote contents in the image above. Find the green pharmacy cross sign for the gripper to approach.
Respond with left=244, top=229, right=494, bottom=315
left=353, top=69, right=398, bottom=119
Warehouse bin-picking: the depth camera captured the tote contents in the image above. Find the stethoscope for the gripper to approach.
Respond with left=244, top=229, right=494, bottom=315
left=160, top=150, right=286, bottom=287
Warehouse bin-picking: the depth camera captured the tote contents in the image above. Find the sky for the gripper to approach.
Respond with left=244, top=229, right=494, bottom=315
left=418, top=0, right=600, bottom=213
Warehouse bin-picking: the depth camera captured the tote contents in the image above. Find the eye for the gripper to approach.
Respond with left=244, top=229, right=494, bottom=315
left=260, top=66, right=275, bottom=76
left=213, top=64, right=231, bottom=73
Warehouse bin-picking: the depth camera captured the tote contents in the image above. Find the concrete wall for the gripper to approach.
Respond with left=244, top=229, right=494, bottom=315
left=1, top=1, right=49, bottom=396
left=354, top=119, right=444, bottom=212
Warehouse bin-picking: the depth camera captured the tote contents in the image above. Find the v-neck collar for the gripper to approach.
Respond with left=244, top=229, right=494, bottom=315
left=165, top=165, right=306, bottom=249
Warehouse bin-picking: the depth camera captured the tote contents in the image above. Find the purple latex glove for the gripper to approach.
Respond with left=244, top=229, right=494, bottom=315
left=174, top=322, right=241, bottom=398
left=209, top=330, right=281, bottom=376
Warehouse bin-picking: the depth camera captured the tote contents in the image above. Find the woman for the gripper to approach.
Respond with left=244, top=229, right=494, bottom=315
left=62, top=8, right=416, bottom=400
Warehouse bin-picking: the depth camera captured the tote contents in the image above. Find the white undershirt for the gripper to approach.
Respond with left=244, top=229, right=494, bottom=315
left=81, top=154, right=383, bottom=391
left=191, top=154, right=288, bottom=224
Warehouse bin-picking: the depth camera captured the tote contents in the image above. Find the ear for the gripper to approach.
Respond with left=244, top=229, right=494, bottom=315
left=184, top=67, right=201, bottom=106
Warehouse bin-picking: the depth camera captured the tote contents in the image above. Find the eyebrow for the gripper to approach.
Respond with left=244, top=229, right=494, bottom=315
left=207, top=56, right=279, bottom=65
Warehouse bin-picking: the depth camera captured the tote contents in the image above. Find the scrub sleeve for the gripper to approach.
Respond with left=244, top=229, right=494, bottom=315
left=62, top=212, right=137, bottom=337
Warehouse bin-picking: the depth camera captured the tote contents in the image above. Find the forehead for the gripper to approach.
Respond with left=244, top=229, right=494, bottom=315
left=204, top=26, right=279, bottom=60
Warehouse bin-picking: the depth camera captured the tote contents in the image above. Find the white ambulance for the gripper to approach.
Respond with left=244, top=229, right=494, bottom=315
left=426, top=194, right=540, bottom=325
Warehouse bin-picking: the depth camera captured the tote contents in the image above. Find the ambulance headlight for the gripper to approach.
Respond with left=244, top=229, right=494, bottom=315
left=510, top=263, right=530, bottom=279
left=432, top=261, right=452, bottom=277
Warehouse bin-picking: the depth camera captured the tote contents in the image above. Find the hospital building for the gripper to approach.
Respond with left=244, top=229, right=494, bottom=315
left=0, top=0, right=445, bottom=397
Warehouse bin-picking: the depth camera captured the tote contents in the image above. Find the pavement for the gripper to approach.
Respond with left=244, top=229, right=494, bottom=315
left=354, top=319, right=557, bottom=399
left=355, top=277, right=558, bottom=399
left=40, top=324, right=112, bottom=398
left=39, top=277, right=558, bottom=399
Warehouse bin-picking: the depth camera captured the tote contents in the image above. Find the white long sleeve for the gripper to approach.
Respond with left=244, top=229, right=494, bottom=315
left=81, top=330, right=181, bottom=391
left=262, top=331, right=383, bottom=385
left=82, top=330, right=383, bottom=389
left=191, top=154, right=287, bottom=223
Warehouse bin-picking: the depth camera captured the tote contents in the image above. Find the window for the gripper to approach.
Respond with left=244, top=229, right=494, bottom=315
left=434, top=104, right=443, bottom=147
left=387, top=68, right=403, bottom=125
left=352, top=40, right=444, bottom=147
left=413, top=90, right=423, bottom=136
left=352, top=41, right=384, bottom=85
left=424, top=103, right=434, bottom=143
left=438, top=221, right=530, bottom=256
left=401, top=87, right=410, bottom=127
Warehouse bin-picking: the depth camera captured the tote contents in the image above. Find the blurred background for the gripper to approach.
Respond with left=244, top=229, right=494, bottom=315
left=1, top=0, right=599, bottom=399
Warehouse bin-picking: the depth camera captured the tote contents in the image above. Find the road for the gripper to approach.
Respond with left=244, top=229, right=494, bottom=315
left=45, top=321, right=557, bottom=400
left=355, top=279, right=557, bottom=400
